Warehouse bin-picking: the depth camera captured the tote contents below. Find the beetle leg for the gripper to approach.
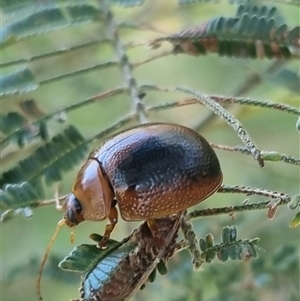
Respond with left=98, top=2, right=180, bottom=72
left=147, top=218, right=165, bottom=247
left=97, top=202, right=118, bottom=249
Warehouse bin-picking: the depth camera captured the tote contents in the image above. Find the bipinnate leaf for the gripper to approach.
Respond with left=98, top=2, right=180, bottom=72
left=110, top=0, right=145, bottom=6
left=1, top=4, right=103, bottom=47
left=200, top=226, right=260, bottom=264
left=0, top=126, right=88, bottom=216
left=153, top=5, right=300, bottom=59
left=0, top=181, right=41, bottom=212
left=0, top=67, right=37, bottom=96
left=0, top=111, right=49, bottom=147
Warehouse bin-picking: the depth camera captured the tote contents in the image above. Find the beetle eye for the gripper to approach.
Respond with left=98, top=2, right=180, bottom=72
left=72, top=197, right=82, bottom=213
left=64, top=195, right=83, bottom=226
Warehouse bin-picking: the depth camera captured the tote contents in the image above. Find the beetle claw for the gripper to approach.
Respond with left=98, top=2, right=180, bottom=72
left=97, top=216, right=117, bottom=249
left=97, top=238, right=108, bottom=249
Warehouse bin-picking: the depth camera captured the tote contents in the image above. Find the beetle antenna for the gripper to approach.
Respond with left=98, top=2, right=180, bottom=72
left=36, top=219, right=66, bottom=300
left=70, top=226, right=76, bottom=244
left=54, top=188, right=64, bottom=211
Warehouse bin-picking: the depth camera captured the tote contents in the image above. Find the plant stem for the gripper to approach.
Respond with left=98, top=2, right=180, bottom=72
left=101, top=0, right=147, bottom=123
left=146, top=96, right=300, bottom=116
left=211, top=144, right=300, bottom=166
left=0, top=87, right=127, bottom=149
left=194, top=60, right=286, bottom=131
left=188, top=185, right=294, bottom=220
left=180, top=212, right=203, bottom=270
left=1, top=39, right=111, bottom=68
left=142, top=84, right=264, bottom=166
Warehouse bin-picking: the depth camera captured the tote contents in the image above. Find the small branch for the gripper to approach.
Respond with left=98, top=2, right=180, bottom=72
left=39, top=61, right=118, bottom=87
left=133, top=51, right=172, bottom=68
left=1, top=39, right=111, bottom=68
left=90, top=113, right=137, bottom=143
left=101, top=0, right=147, bottom=124
left=0, top=195, right=67, bottom=222
left=180, top=212, right=203, bottom=270
left=142, top=84, right=264, bottom=167
left=145, top=97, right=300, bottom=116
left=118, top=21, right=168, bottom=35
left=0, top=87, right=127, bottom=149
left=175, top=237, right=260, bottom=262
left=211, top=144, right=300, bottom=166
left=177, top=87, right=264, bottom=166
left=194, top=60, right=286, bottom=132
left=218, top=185, right=292, bottom=200
left=187, top=185, right=293, bottom=220
left=262, top=0, right=300, bottom=6
left=210, top=96, right=300, bottom=115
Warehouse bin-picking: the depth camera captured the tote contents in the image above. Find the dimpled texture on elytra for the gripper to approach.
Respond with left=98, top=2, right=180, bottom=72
left=90, top=123, right=222, bottom=221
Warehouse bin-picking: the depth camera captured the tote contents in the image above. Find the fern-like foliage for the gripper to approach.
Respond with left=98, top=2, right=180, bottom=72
left=110, top=0, right=145, bottom=6
left=0, top=67, right=36, bottom=96
left=178, top=0, right=300, bottom=5
left=1, top=1, right=299, bottom=300
left=0, top=111, right=48, bottom=147
left=178, top=0, right=221, bottom=4
left=1, top=3, right=103, bottom=47
left=0, top=126, right=88, bottom=213
left=199, top=226, right=260, bottom=263
left=153, top=5, right=300, bottom=59
left=0, top=100, right=49, bottom=148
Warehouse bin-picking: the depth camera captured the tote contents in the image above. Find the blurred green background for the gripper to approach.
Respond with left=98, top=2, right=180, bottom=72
left=1, top=1, right=299, bottom=301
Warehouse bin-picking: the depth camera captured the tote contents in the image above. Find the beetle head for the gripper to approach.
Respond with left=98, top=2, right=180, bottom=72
left=64, top=159, right=114, bottom=225
left=63, top=194, right=84, bottom=227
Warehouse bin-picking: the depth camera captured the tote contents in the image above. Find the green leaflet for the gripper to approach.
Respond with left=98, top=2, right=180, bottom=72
left=110, top=0, right=145, bottom=6
left=0, top=112, right=27, bottom=134
left=0, top=126, right=88, bottom=214
left=0, top=182, right=41, bottom=212
left=58, top=236, right=126, bottom=273
left=290, top=211, right=300, bottom=228
left=155, top=5, right=299, bottom=59
left=178, top=0, right=221, bottom=4
left=1, top=4, right=103, bottom=47
left=199, top=226, right=261, bottom=264
left=0, top=67, right=37, bottom=96
left=1, top=101, right=50, bottom=144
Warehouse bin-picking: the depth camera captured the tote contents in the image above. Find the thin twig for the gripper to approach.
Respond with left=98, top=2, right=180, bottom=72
left=0, top=87, right=127, bottom=149
left=141, top=84, right=264, bottom=167
left=1, top=39, right=111, bottom=68
left=90, top=113, right=137, bottom=142
left=194, top=60, right=286, bottom=132
left=187, top=185, right=294, bottom=220
left=177, top=87, right=264, bottom=166
left=211, top=144, right=300, bottom=166
left=39, top=61, right=118, bottom=87
left=210, top=96, right=300, bottom=115
left=0, top=195, right=67, bottom=222
left=180, top=212, right=203, bottom=270
left=101, top=0, right=147, bottom=123
left=146, top=97, right=300, bottom=116
left=118, top=21, right=168, bottom=35
left=218, top=185, right=291, bottom=200
left=133, top=51, right=172, bottom=67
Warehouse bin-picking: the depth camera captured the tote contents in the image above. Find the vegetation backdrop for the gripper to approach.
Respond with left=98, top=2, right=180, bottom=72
left=1, top=1, right=299, bottom=301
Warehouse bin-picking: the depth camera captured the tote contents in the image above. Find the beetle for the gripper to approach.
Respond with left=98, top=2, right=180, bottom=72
left=63, top=123, right=223, bottom=247
left=37, top=123, right=223, bottom=300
